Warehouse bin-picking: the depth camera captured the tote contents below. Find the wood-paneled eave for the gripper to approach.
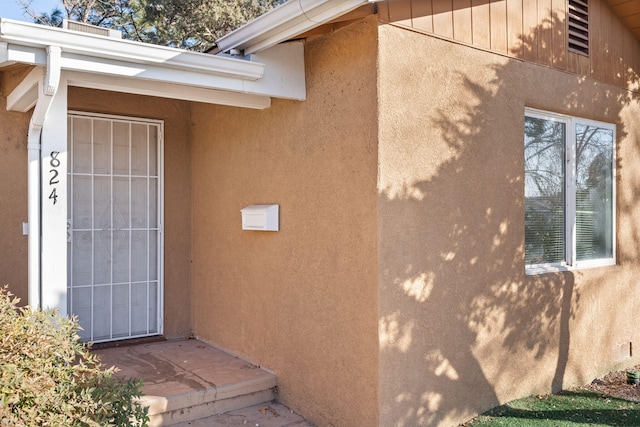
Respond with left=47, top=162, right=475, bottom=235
left=606, top=0, right=640, bottom=39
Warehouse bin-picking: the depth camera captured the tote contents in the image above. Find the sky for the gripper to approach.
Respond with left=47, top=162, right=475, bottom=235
left=1, top=0, right=61, bottom=21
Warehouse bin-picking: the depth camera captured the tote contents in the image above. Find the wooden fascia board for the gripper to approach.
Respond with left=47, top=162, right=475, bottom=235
left=295, top=18, right=368, bottom=39
left=323, top=3, right=376, bottom=23
left=293, top=4, right=376, bottom=39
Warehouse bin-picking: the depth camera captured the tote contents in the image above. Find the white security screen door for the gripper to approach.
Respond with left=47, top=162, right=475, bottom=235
left=68, top=113, right=163, bottom=342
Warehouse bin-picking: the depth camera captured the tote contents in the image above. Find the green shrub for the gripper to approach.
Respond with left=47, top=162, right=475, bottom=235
left=0, top=286, right=149, bottom=427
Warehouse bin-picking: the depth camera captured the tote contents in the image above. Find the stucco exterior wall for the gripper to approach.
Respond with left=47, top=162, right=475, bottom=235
left=0, top=72, right=31, bottom=302
left=190, top=17, right=379, bottom=427
left=69, top=88, right=192, bottom=339
left=377, top=24, right=640, bottom=426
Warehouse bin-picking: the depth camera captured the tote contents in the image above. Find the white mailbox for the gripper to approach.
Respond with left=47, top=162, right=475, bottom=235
left=241, top=204, right=279, bottom=231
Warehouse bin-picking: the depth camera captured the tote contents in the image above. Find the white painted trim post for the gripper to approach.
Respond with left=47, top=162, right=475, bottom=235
left=40, top=78, right=68, bottom=313
left=27, top=102, right=42, bottom=309
left=26, top=46, right=63, bottom=309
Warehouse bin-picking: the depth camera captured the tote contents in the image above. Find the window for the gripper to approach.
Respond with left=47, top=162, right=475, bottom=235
left=524, top=109, right=615, bottom=273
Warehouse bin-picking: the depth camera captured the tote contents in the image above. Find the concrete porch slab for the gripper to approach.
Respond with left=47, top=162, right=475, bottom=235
left=93, top=339, right=280, bottom=426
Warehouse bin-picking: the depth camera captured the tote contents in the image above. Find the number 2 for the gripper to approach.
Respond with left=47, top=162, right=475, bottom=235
left=49, top=169, right=59, bottom=185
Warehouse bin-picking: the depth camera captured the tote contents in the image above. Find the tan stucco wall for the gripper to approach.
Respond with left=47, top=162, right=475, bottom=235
left=377, top=24, right=640, bottom=426
left=0, top=71, right=31, bottom=302
left=190, top=18, right=380, bottom=427
left=69, top=88, right=192, bottom=339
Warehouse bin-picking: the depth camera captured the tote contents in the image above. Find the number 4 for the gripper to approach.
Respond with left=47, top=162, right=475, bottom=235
left=49, top=188, right=58, bottom=205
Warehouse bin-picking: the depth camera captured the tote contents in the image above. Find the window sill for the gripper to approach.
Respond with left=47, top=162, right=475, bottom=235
left=526, top=259, right=616, bottom=276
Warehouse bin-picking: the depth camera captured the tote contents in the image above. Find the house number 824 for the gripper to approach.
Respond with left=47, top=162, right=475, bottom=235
left=49, top=151, right=60, bottom=205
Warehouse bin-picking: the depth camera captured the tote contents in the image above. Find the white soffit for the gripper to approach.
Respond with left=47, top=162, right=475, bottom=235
left=0, top=18, right=306, bottom=108
left=216, top=0, right=374, bottom=55
left=6, top=65, right=41, bottom=112
left=64, top=71, right=271, bottom=109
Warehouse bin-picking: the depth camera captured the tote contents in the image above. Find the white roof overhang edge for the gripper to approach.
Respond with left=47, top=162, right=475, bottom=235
left=216, top=0, right=375, bottom=55
left=1, top=18, right=306, bottom=108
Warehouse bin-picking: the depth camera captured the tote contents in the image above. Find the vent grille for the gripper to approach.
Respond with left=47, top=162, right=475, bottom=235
left=568, top=0, right=589, bottom=55
left=63, top=19, right=122, bottom=39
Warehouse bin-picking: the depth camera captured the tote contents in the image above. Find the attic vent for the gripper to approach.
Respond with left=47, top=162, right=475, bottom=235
left=568, top=0, right=589, bottom=55
left=62, top=19, right=122, bottom=38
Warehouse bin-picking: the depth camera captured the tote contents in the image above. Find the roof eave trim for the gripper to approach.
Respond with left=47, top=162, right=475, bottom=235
left=216, top=0, right=374, bottom=55
left=0, top=18, right=264, bottom=80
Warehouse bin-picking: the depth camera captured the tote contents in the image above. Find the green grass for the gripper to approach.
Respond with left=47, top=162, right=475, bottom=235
left=464, top=390, right=640, bottom=426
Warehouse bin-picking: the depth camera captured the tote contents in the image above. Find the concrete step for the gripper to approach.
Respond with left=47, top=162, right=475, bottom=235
left=171, top=402, right=315, bottom=427
left=94, top=339, right=277, bottom=426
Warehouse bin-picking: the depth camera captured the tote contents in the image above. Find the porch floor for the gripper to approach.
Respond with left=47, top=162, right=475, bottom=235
left=94, top=339, right=313, bottom=426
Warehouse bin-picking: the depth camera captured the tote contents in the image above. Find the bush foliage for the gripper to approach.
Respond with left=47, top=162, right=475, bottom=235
left=0, top=286, right=149, bottom=426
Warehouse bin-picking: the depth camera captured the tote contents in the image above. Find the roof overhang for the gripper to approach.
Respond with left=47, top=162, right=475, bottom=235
left=216, top=0, right=376, bottom=55
left=606, top=0, right=640, bottom=40
left=1, top=18, right=306, bottom=109
left=215, top=0, right=640, bottom=54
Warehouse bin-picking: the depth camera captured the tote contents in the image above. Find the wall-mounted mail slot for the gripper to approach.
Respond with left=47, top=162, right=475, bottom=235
left=241, top=204, right=279, bottom=231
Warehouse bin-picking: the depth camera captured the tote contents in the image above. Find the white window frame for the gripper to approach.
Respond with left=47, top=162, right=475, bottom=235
left=525, top=108, right=616, bottom=275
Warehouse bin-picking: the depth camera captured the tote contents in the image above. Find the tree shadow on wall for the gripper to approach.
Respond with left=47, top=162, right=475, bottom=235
left=378, top=12, right=634, bottom=427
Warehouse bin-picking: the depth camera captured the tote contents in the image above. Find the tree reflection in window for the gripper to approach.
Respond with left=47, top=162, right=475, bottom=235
left=524, top=112, right=614, bottom=268
left=575, top=125, right=613, bottom=261
left=524, top=117, right=565, bottom=264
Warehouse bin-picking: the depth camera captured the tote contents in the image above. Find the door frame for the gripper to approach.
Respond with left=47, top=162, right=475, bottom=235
left=67, top=110, right=165, bottom=342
